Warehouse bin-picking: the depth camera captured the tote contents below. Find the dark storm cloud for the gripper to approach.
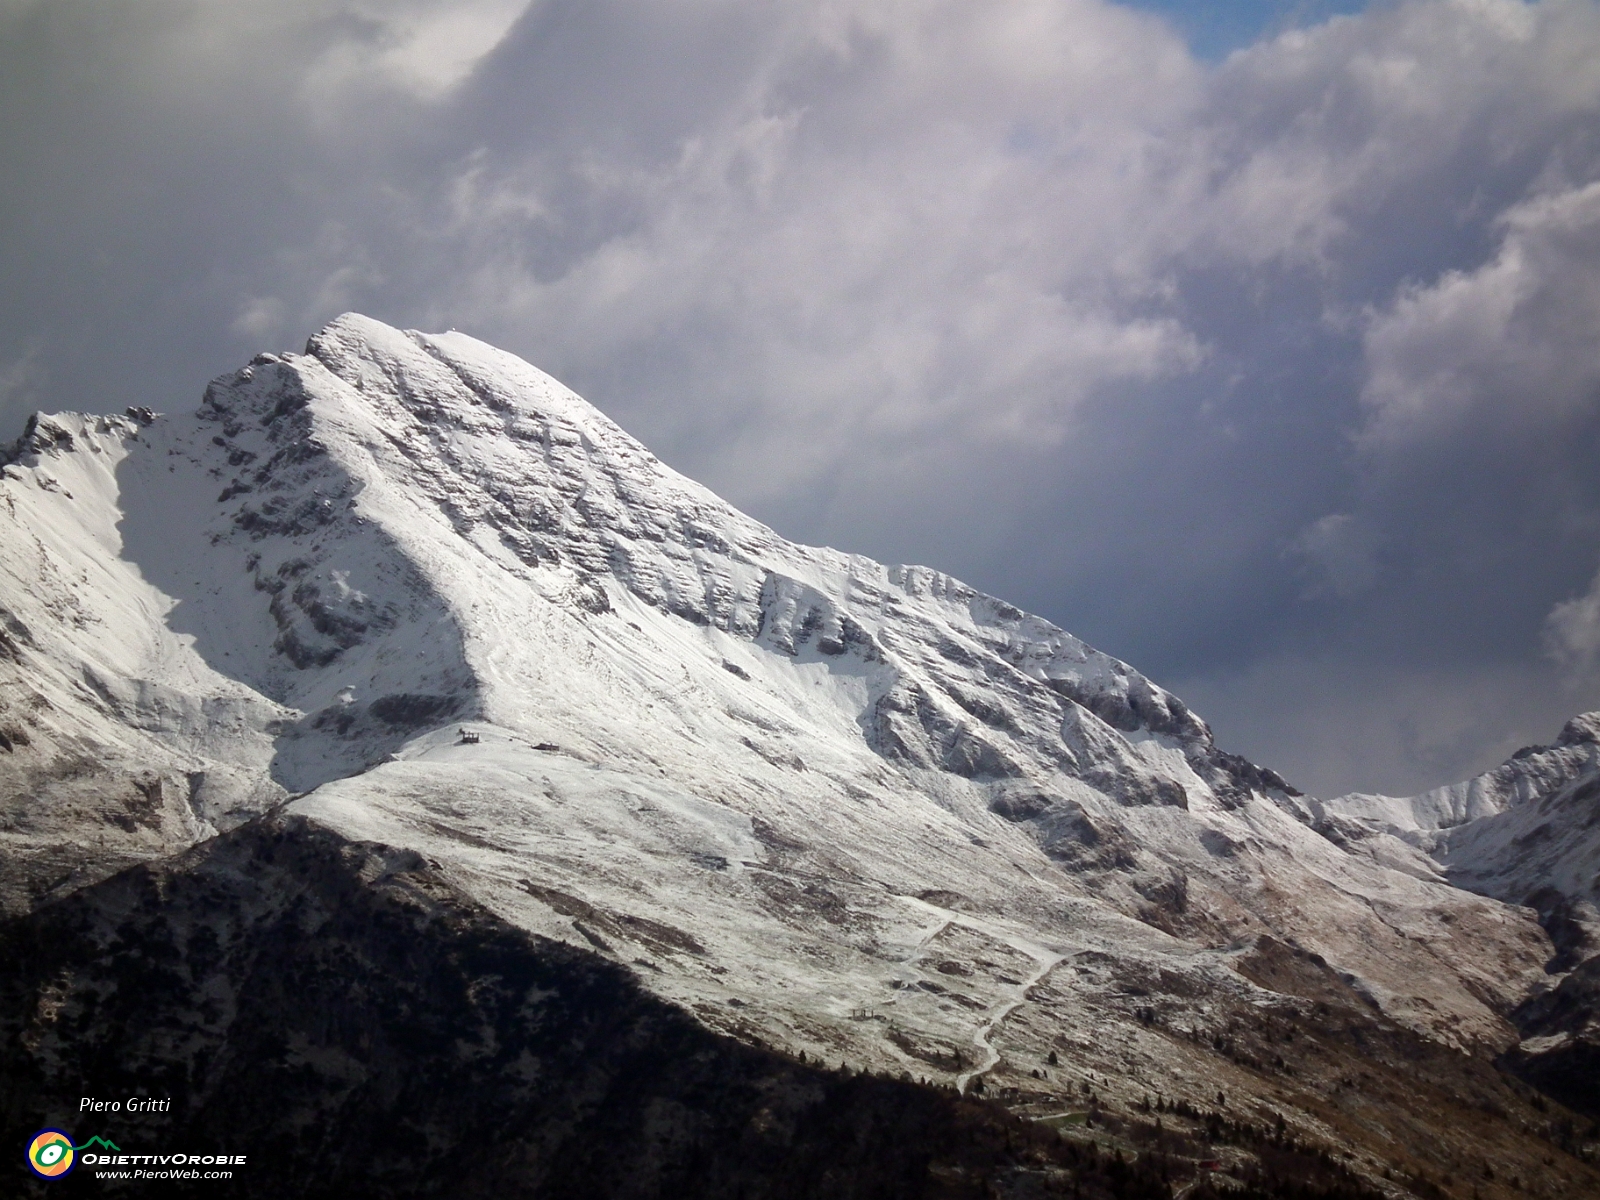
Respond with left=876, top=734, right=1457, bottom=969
left=4, top=0, right=1600, bottom=796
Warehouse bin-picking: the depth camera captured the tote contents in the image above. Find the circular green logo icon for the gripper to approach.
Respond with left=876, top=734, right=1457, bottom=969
left=27, top=1129, right=76, bottom=1179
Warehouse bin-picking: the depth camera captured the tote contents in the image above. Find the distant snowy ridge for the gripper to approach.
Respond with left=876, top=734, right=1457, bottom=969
left=1322, top=711, right=1600, bottom=965
left=0, top=316, right=1561, bottom=1109
left=1322, top=712, right=1600, bottom=839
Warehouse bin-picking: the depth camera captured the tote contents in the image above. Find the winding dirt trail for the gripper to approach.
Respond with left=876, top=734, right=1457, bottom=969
left=954, top=945, right=1064, bottom=1094
left=897, top=896, right=1064, bottom=1095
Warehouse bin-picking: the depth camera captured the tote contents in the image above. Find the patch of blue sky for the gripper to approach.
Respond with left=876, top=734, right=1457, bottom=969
left=1117, top=0, right=1374, bottom=60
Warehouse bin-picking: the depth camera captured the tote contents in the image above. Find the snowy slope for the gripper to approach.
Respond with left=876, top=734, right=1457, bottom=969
left=0, top=316, right=1559, bottom=1104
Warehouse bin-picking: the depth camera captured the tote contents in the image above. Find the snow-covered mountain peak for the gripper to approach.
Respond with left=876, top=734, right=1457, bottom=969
left=9, top=316, right=1600, bottom=1188
left=177, top=312, right=1258, bottom=812
left=0, top=315, right=1562, bottom=1088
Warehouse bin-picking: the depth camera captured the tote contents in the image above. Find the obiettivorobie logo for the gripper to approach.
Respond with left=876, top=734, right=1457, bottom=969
left=26, top=1130, right=246, bottom=1180
left=26, top=1130, right=118, bottom=1179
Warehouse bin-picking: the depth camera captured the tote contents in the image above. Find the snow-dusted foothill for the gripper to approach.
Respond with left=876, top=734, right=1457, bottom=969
left=0, top=316, right=1566, bottom=1130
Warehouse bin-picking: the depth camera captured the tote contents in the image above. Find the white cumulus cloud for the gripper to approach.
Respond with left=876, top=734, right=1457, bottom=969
left=1547, top=566, right=1600, bottom=674
left=1361, top=179, right=1600, bottom=450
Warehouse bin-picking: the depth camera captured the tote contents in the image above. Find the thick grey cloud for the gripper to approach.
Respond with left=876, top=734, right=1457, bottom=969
left=4, top=0, right=1600, bottom=797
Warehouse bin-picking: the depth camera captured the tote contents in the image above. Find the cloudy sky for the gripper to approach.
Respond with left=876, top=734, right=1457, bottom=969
left=5, top=0, right=1600, bottom=798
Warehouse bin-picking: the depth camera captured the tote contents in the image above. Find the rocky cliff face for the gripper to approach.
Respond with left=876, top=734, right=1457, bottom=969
left=2, top=315, right=1596, bottom=1195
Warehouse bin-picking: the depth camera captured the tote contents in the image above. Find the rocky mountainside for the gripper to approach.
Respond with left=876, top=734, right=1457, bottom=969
left=2, top=315, right=1596, bottom=1196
